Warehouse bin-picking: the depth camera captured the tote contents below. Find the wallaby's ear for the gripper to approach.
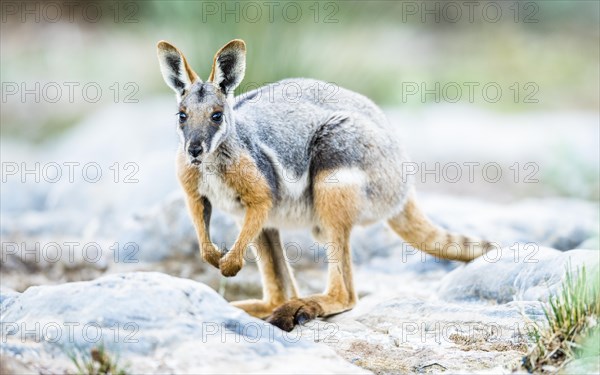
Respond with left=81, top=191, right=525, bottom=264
left=157, top=41, right=200, bottom=99
left=208, top=39, right=246, bottom=98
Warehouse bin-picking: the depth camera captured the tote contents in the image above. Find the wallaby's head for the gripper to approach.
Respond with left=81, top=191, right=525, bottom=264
left=157, top=39, right=246, bottom=165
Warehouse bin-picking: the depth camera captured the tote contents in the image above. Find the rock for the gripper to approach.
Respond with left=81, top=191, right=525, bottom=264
left=0, top=141, right=49, bottom=214
left=388, top=107, right=599, bottom=201
left=2, top=103, right=598, bottom=374
left=417, top=195, right=599, bottom=251
left=0, top=210, right=89, bottom=239
left=112, top=192, right=240, bottom=263
left=438, top=246, right=599, bottom=303
left=296, top=248, right=596, bottom=374
left=0, top=287, right=18, bottom=312
left=0, top=99, right=180, bottom=240
left=302, top=298, right=538, bottom=374
left=32, top=99, right=179, bottom=218
left=0, top=272, right=365, bottom=374
left=0, top=354, right=36, bottom=375
left=103, top=191, right=598, bottom=267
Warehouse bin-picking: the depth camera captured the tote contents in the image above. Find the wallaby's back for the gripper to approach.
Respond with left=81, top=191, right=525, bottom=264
left=232, top=78, right=398, bottom=179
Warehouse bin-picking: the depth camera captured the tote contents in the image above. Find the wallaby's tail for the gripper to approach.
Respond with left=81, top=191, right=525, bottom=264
left=388, top=189, right=494, bottom=262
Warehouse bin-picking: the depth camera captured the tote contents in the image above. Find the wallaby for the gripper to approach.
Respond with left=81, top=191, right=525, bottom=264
left=157, top=39, right=493, bottom=331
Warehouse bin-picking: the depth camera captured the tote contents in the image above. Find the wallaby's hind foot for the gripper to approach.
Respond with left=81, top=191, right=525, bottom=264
left=268, top=170, right=358, bottom=331
left=267, top=295, right=356, bottom=332
left=231, top=299, right=280, bottom=319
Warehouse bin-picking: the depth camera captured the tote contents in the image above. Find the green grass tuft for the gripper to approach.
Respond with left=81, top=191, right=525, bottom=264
left=523, top=264, right=600, bottom=373
left=67, top=345, right=128, bottom=375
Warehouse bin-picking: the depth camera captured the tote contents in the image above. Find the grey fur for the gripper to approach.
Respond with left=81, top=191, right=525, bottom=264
left=174, top=78, right=412, bottom=229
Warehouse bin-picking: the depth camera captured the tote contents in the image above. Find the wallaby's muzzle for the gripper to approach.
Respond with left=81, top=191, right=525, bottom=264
left=188, top=143, right=203, bottom=157
left=187, top=140, right=204, bottom=164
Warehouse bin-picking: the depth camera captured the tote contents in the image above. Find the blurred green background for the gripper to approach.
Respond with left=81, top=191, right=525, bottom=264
left=2, top=0, right=598, bottom=141
left=1, top=1, right=599, bottom=202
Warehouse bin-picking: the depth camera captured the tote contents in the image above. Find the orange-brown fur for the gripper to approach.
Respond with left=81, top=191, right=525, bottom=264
left=176, top=150, right=221, bottom=268
left=266, top=170, right=359, bottom=331
left=218, top=153, right=273, bottom=276
left=388, top=188, right=495, bottom=261
left=232, top=229, right=298, bottom=318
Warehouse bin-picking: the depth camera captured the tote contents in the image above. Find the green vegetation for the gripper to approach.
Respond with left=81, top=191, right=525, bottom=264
left=68, top=345, right=128, bottom=375
left=523, top=265, right=600, bottom=373
left=2, top=1, right=599, bottom=142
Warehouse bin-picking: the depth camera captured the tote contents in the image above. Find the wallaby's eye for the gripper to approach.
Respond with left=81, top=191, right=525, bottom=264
left=211, top=111, right=223, bottom=124
left=177, top=111, right=187, bottom=123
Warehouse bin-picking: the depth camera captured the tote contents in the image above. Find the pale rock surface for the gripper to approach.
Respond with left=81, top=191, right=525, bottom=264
left=0, top=272, right=366, bottom=374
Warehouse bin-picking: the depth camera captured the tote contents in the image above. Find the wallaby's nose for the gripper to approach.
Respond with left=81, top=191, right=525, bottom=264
left=188, top=144, right=203, bottom=158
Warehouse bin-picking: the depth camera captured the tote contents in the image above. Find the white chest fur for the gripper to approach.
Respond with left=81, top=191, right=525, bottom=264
left=198, top=171, right=245, bottom=217
left=196, top=152, right=316, bottom=229
left=199, top=169, right=314, bottom=227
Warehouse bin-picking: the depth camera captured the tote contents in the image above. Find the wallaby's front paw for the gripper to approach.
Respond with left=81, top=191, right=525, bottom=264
left=202, top=243, right=222, bottom=269
left=219, top=252, right=244, bottom=277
